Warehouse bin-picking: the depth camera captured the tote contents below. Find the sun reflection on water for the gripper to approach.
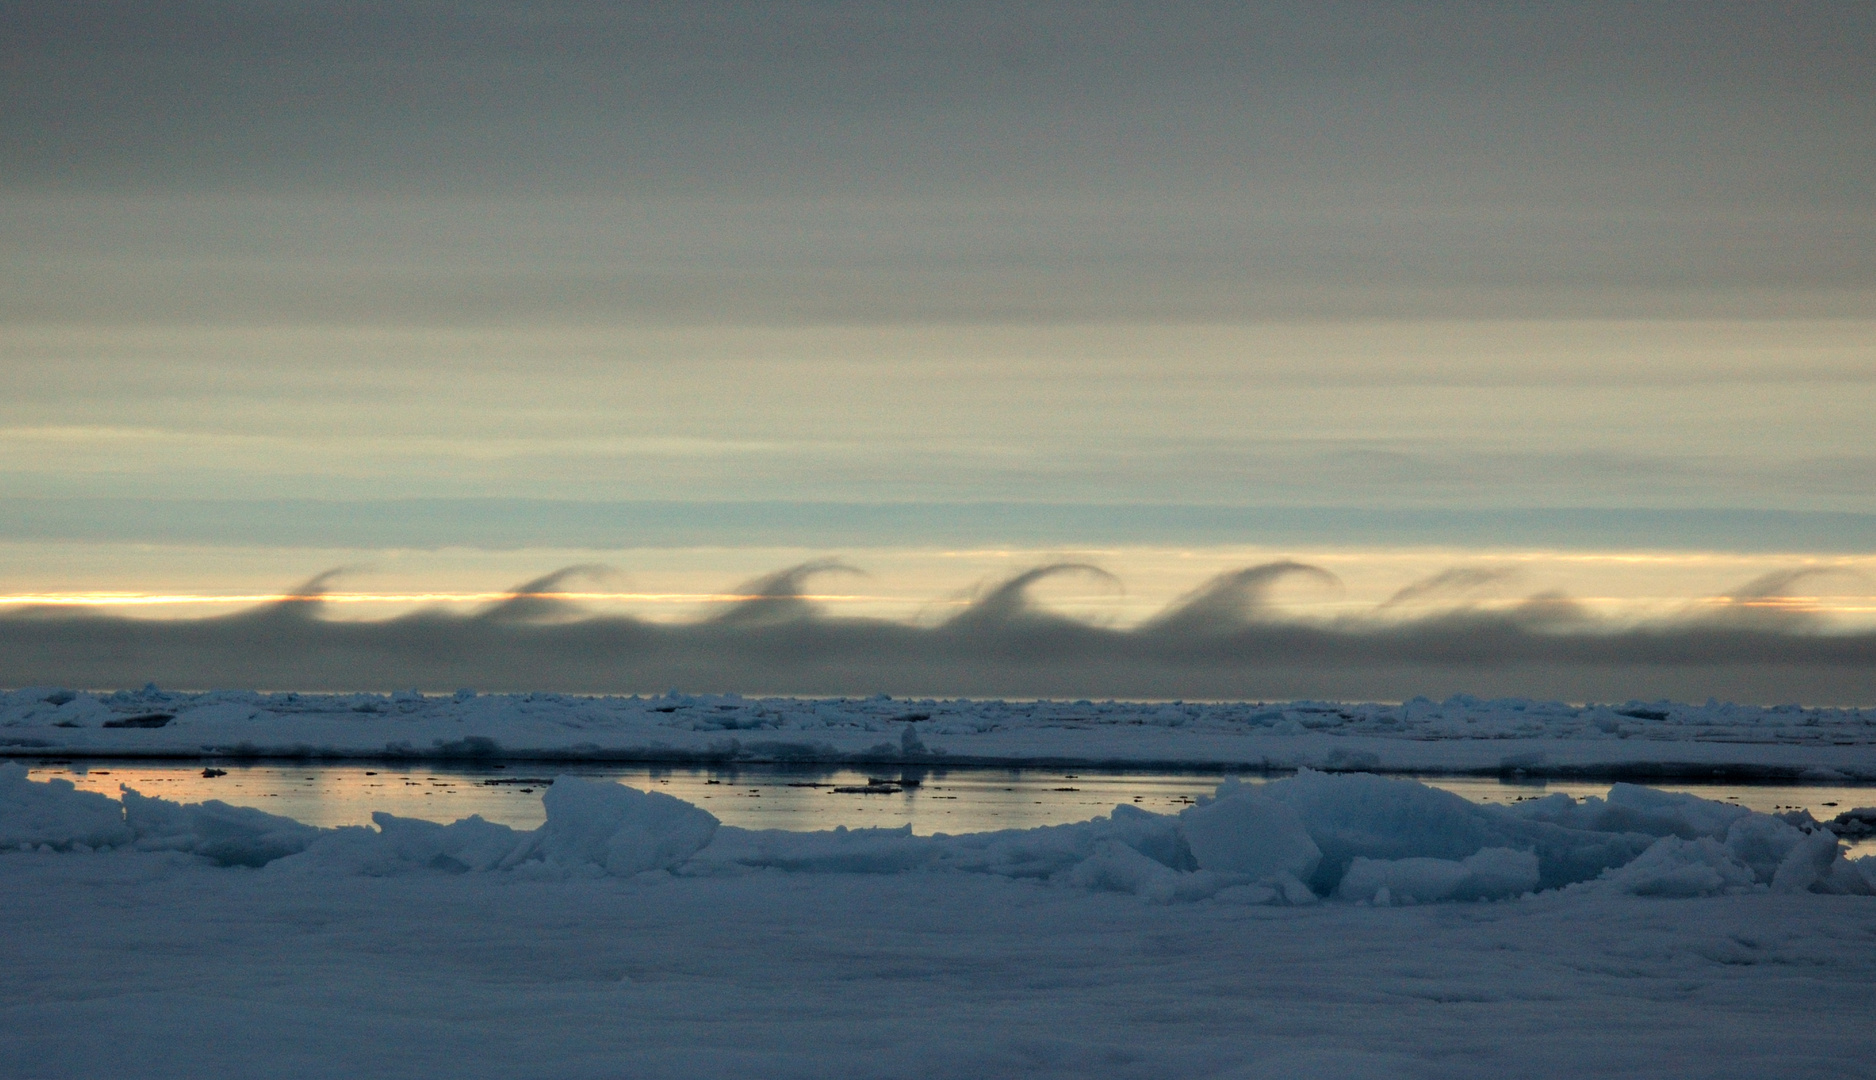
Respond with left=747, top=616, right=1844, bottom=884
left=27, top=762, right=1876, bottom=857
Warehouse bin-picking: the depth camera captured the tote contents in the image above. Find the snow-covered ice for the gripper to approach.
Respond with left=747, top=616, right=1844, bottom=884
left=9, top=762, right=1870, bottom=898
left=5, top=686, right=1875, bottom=779
left=4, top=762, right=1876, bottom=1077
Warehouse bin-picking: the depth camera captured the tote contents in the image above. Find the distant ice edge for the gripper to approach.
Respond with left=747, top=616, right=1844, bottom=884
left=5, top=763, right=1873, bottom=905
left=6, top=687, right=1876, bottom=780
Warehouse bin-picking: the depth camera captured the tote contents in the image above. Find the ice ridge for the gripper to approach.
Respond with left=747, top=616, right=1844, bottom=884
left=4, top=762, right=1873, bottom=904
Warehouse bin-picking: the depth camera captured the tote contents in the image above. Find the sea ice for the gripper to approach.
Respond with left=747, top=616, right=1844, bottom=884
left=120, top=787, right=320, bottom=867
left=1179, top=782, right=1321, bottom=882
left=0, top=762, right=132, bottom=851
left=6, top=761, right=1875, bottom=904
left=7, top=687, right=1874, bottom=780
left=1337, top=847, right=1540, bottom=904
left=1590, top=836, right=1761, bottom=897
left=536, top=774, right=720, bottom=875
left=6, top=760, right=1876, bottom=1077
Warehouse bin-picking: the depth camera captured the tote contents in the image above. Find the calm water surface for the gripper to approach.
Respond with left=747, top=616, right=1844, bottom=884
left=25, top=761, right=1876, bottom=856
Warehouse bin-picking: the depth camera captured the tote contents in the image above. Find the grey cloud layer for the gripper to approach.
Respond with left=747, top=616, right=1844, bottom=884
left=10, top=196, right=1870, bottom=324
left=6, top=562, right=1871, bottom=703
left=12, top=500, right=1876, bottom=554
left=5, top=3, right=1872, bottom=322
left=8, top=2, right=1869, bottom=200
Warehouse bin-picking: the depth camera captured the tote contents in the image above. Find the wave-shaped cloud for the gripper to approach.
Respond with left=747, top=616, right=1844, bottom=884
left=3, top=561, right=1872, bottom=703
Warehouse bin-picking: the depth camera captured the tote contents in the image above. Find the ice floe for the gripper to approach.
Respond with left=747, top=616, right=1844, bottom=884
left=5, top=762, right=1872, bottom=903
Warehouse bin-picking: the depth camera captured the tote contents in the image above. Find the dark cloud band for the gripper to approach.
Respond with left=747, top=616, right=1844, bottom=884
left=5, top=562, right=1870, bottom=704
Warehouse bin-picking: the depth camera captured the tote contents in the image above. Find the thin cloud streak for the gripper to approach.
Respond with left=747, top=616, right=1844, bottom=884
left=3, top=561, right=1871, bottom=704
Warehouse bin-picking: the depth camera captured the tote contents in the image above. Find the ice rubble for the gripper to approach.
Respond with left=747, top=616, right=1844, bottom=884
left=1338, top=848, right=1540, bottom=905
left=3, top=762, right=1872, bottom=904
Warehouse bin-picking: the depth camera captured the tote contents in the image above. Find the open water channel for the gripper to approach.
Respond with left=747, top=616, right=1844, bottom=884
left=24, top=761, right=1876, bottom=856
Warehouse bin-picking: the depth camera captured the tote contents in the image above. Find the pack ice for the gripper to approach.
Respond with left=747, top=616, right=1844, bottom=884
left=5, top=762, right=1871, bottom=902
left=8, top=687, right=1875, bottom=779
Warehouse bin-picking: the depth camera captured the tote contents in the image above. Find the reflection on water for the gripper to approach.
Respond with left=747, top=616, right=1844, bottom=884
left=22, top=761, right=1876, bottom=856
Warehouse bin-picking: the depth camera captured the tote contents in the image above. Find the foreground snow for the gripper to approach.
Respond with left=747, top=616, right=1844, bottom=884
left=4, top=766, right=1875, bottom=1078
left=6, top=859, right=1875, bottom=1080
left=5, top=686, right=1876, bottom=778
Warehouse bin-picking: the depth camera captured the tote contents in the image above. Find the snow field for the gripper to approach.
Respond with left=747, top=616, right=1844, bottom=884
left=3, top=839, right=1874, bottom=1078
left=5, top=764, right=1876, bottom=1077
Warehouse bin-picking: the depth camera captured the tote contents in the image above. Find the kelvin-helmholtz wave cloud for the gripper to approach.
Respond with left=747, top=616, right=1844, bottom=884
left=4, top=562, right=1871, bottom=704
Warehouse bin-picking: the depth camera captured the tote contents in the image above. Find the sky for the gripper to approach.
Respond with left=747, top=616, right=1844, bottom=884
left=3, top=2, right=1873, bottom=700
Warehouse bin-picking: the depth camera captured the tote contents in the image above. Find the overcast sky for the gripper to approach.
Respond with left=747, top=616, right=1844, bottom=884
left=6, top=2, right=1873, bottom=322
left=3, top=2, right=1873, bottom=696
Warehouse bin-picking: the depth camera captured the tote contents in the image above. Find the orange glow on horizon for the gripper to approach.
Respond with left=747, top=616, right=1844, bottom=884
left=0, top=590, right=939, bottom=608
